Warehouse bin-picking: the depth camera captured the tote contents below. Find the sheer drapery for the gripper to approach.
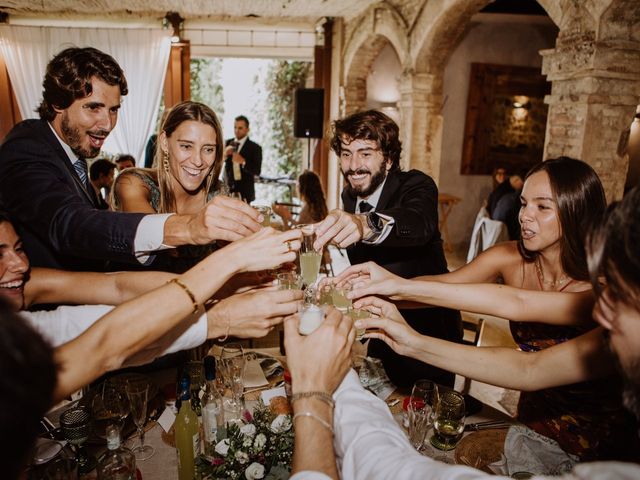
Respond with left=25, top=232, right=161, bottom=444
left=0, top=25, right=171, bottom=163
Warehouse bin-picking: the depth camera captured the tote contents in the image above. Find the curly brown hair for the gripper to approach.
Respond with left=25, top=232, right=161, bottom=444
left=37, top=47, right=127, bottom=121
left=329, top=110, right=402, bottom=172
left=298, top=170, right=328, bottom=222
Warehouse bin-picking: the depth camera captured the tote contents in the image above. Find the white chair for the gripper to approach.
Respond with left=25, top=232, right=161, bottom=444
left=466, top=207, right=509, bottom=263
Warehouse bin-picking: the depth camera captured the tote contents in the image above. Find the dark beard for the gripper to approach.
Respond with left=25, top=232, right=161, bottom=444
left=343, top=161, right=388, bottom=198
left=603, top=330, right=640, bottom=421
left=61, top=114, right=101, bottom=159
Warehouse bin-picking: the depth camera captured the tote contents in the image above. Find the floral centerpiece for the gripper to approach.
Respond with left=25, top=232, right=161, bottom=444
left=196, top=400, right=294, bottom=480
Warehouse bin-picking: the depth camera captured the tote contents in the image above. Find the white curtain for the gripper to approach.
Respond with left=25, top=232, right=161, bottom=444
left=0, top=25, right=171, bottom=163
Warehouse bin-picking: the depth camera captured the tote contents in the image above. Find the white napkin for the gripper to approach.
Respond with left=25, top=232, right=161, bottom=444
left=243, top=359, right=269, bottom=389
left=501, top=425, right=578, bottom=476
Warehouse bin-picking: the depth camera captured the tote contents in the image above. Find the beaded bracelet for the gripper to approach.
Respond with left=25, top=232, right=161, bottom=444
left=291, top=391, right=335, bottom=409
left=293, top=412, right=334, bottom=434
left=168, top=278, right=199, bottom=315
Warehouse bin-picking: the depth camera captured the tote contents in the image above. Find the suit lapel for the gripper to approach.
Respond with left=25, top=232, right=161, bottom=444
left=375, top=170, right=401, bottom=210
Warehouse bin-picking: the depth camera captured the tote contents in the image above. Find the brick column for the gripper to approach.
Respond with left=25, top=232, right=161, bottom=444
left=398, top=71, right=443, bottom=183
left=541, top=35, right=640, bottom=200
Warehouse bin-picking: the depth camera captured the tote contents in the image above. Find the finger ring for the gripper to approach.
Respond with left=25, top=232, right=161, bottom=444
left=286, top=240, right=294, bottom=252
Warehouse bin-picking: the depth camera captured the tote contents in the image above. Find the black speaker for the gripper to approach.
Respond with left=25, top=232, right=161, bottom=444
left=294, top=88, right=324, bottom=138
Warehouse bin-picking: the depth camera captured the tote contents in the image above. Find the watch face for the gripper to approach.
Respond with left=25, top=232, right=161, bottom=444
left=368, top=212, right=383, bottom=232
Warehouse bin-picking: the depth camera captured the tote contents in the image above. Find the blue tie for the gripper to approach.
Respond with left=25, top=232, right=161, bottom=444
left=73, top=158, right=88, bottom=189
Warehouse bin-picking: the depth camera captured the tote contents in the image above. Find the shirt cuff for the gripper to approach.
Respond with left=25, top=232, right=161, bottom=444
left=134, top=213, right=175, bottom=264
left=289, top=472, right=333, bottom=480
left=362, top=213, right=394, bottom=245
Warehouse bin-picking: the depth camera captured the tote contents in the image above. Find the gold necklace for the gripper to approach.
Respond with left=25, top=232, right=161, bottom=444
left=534, top=257, right=569, bottom=290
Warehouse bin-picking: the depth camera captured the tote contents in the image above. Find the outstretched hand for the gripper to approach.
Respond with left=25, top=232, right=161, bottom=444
left=284, top=307, right=355, bottom=394
left=354, top=303, right=421, bottom=358
left=334, top=261, right=405, bottom=300
left=313, top=209, right=368, bottom=250
left=230, top=227, right=302, bottom=272
left=188, top=195, right=263, bottom=244
left=208, top=288, right=302, bottom=339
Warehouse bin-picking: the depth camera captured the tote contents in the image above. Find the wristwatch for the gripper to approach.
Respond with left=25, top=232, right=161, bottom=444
left=366, top=211, right=384, bottom=234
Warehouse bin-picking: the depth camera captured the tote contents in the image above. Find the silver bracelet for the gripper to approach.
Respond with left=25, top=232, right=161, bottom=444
left=293, top=412, right=334, bottom=434
left=291, top=391, right=335, bottom=408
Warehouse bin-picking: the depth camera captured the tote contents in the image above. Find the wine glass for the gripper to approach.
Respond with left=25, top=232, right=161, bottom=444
left=126, top=380, right=155, bottom=461
left=407, top=380, right=439, bottom=453
left=430, top=389, right=466, bottom=463
left=59, top=406, right=96, bottom=474
left=296, top=224, right=322, bottom=288
left=103, top=379, right=130, bottom=432
left=220, top=343, right=245, bottom=421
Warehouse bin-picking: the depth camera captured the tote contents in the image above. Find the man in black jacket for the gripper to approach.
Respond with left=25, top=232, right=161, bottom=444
left=0, top=47, right=261, bottom=271
left=315, top=110, right=462, bottom=387
left=224, top=115, right=262, bottom=203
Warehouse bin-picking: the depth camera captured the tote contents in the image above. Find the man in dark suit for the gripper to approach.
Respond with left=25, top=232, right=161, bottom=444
left=315, top=110, right=462, bottom=388
left=224, top=115, right=262, bottom=203
left=0, top=47, right=262, bottom=271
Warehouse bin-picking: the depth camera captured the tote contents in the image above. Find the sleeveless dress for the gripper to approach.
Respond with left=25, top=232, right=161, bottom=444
left=114, top=169, right=222, bottom=273
left=510, top=274, right=640, bottom=461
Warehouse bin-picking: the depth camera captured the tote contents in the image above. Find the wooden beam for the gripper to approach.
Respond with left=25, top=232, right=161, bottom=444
left=163, top=41, right=191, bottom=108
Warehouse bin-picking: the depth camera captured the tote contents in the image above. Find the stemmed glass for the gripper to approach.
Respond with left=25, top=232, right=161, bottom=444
left=220, top=343, right=246, bottom=421
left=296, top=224, right=322, bottom=289
left=60, top=406, right=96, bottom=474
left=430, top=389, right=466, bottom=463
left=126, top=380, right=155, bottom=461
left=102, top=379, right=130, bottom=433
left=407, top=380, right=439, bottom=453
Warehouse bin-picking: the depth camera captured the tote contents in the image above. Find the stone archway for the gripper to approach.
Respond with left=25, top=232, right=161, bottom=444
left=342, top=2, right=408, bottom=116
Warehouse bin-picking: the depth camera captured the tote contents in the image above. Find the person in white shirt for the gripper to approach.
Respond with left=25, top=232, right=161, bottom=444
left=284, top=186, right=640, bottom=479
left=0, top=212, right=302, bottom=364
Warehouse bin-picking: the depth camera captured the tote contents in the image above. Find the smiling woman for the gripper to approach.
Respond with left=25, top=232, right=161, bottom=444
left=112, top=101, right=227, bottom=271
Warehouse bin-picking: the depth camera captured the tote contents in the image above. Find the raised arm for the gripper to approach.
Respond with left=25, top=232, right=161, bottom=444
left=52, top=227, right=301, bottom=401
left=355, top=299, right=613, bottom=391
left=344, top=261, right=594, bottom=326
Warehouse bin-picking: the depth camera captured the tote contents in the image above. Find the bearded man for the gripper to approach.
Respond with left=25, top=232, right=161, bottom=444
left=0, top=47, right=262, bottom=271
left=314, top=110, right=462, bottom=388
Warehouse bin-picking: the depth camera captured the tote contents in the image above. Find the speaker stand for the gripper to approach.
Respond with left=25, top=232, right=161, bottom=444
left=306, top=137, right=311, bottom=170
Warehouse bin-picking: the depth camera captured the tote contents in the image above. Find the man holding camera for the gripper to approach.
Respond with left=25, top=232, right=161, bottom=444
left=224, top=115, right=262, bottom=203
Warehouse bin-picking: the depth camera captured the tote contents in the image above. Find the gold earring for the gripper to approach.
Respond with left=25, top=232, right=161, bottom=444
left=162, top=150, right=170, bottom=174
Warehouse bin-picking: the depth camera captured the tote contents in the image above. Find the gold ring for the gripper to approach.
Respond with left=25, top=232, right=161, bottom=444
left=286, top=240, right=294, bottom=252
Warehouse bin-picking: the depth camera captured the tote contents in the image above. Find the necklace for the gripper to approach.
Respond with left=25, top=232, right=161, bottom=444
left=534, top=257, right=570, bottom=290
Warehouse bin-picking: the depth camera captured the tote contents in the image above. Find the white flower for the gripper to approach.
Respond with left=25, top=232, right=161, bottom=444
left=235, top=450, right=249, bottom=464
left=253, top=433, right=266, bottom=451
left=243, top=437, right=253, bottom=448
left=240, top=423, right=257, bottom=438
left=215, top=438, right=230, bottom=456
left=270, top=414, right=292, bottom=433
left=245, top=462, right=265, bottom=480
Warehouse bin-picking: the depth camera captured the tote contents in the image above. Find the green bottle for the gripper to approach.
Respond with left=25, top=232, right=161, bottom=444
left=175, top=376, right=200, bottom=480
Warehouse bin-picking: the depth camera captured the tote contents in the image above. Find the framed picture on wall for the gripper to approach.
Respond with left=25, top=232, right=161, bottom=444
left=460, top=63, right=551, bottom=175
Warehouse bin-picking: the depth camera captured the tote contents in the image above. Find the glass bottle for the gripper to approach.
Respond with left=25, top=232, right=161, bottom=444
left=201, top=356, right=225, bottom=454
left=97, top=424, right=136, bottom=479
left=175, top=376, right=200, bottom=480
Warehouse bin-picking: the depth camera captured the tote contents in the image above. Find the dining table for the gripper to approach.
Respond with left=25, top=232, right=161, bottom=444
left=38, top=346, right=515, bottom=479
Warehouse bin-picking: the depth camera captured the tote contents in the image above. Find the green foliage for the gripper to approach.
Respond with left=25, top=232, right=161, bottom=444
left=263, top=61, right=311, bottom=178
left=190, top=58, right=225, bottom=122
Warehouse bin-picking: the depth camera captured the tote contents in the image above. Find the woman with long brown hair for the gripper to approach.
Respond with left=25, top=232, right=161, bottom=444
left=339, top=157, right=638, bottom=460
left=273, top=170, right=329, bottom=227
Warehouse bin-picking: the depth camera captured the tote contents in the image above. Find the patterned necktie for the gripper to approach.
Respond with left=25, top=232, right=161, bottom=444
left=359, top=200, right=374, bottom=213
left=73, top=158, right=88, bottom=189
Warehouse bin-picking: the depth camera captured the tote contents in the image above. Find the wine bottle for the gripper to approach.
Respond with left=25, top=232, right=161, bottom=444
left=201, top=356, right=225, bottom=454
left=97, top=424, right=136, bottom=479
left=175, top=376, right=200, bottom=480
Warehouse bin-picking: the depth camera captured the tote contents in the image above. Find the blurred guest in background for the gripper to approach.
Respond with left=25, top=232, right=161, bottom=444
left=115, top=153, right=136, bottom=171
left=273, top=170, right=329, bottom=227
left=223, top=115, right=262, bottom=203
left=89, top=158, right=116, bottom=209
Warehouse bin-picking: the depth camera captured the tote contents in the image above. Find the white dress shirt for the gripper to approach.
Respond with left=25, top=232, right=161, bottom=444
left=290, top=370, right=640, bottom=480
left=21, top=305, right=207, bottom=367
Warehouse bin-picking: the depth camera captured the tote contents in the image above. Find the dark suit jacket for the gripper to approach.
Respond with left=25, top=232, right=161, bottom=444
left=224, top=137, right=262, bottom=203
left=343, top=169, right=463, bottom=388
left=0, top=119, right=145, bottom=271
